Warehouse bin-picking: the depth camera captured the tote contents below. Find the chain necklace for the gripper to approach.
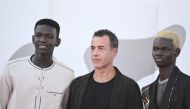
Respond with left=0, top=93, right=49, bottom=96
left=167, top=71, right=180, bottom=109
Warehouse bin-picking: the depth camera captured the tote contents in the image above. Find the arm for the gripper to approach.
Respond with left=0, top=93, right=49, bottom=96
left=61, top=87, right=69, bottom=109
left=0, top=66, right=13, bottom=109
left=65, top=81, right=75, bottom=109
left=185, top=79, right=190, bottom=109
left=127, top=82, right=143, bottom=109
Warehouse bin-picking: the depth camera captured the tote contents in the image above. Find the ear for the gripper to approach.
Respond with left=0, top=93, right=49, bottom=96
left=32, top=35, right=35, bottom=44
left=175, top=48, right=181, bottom=57
left=112, top=48, right=118, bottom=57
left=55, top=38, right=61, bottom=47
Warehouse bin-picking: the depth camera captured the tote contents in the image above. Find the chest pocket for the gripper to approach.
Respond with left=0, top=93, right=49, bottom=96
left=46, top=90, right=63, bottom=100
left=44, top=90, right=64, bottom=108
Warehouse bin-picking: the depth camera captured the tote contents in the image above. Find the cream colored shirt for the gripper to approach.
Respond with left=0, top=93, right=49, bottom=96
left=0, top=56, right=74, bottom=109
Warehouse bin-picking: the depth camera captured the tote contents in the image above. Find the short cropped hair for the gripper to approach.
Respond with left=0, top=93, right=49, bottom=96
left=34, top=18, right=60, bottom=37
left=154, top=30, right=180, bottom=49
left=93, top=29, right=118, bottom=48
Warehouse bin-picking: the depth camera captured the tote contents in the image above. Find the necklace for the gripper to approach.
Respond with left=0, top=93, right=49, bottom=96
left=167, top=71, right=180, bottom=109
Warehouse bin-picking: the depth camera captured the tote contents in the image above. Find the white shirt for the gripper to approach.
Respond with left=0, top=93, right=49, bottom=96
left=0, top=56, right=74, bottom=109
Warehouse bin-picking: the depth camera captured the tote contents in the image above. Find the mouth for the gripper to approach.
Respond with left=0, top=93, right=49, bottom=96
left=92, top=59, right=100, bottom=62
left=155, top=58, right=164, bottom=61
left=154, top=58, right=166, bottom=65
left=37, top=45, right=48, bottom=49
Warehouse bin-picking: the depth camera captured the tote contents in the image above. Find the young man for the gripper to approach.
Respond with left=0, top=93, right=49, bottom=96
left=66, top=29, right=143, bottom=109
left=142, top=30, right=190, bottom=109
left=0, top=18, right=74, bottom=109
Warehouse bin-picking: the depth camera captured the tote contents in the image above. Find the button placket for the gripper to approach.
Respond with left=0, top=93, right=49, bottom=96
left=37, top=69, right=45, bottom=109
left=39, top=69, right=45, bottom=92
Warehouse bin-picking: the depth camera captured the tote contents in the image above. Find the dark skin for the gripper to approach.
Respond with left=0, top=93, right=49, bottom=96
left=152, top=37, right=180, bottom=80
left=32, top=25, right=61, bottom=68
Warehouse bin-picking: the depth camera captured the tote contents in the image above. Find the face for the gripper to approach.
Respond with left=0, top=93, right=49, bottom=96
left=33, top=25, right=60, bottom=55
left=91, top=35, right=117, bottom=69
left=152, top=38, right=177, bottom=67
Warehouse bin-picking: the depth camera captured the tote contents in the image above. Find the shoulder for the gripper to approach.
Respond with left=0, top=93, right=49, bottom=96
left=116, top=69, right=138, bottom=87
left=1, top=56, right=31, bottom=76
left=115, top=71, right=141, bottom=92
left=174, top=67, right=190, bottom=84
left=53, top=58, right=74, bottom=73
left=177, top=71, right=190, bottom=88
left=7, top=56, right=30, bottom=67
left=174, top=69, right=190, bottom=95
left=69, top=73, right=91, bottom=90
left=179, top=71, right=190, bottom=80
left=120, top=73, right=137, bottom=85
left=71, top=73, right=90, bottom=85
left=174, top=66, right=190, bottom=80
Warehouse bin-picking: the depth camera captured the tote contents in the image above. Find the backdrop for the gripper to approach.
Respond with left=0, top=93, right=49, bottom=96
left=0, top=0, right=189, bottom=89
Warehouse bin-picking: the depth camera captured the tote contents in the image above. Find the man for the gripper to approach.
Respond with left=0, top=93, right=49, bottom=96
left=142, top=30, right=190, bottom=109
left=0, top=18, right=74, bottom=109
left=66, top=29, right=143, bottom=109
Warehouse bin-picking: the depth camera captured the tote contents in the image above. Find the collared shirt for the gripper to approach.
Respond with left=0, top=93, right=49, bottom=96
left=0, top=56, right=74, bottom=109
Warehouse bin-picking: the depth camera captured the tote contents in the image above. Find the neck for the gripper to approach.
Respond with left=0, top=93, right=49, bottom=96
left=159, top=64, right=175, bottom=80
left=93, top=66, right=116, bottom=83
left=32, top=54, right=53, bottom=68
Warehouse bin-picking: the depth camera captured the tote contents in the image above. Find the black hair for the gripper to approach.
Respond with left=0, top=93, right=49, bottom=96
left=34, top=18, right=60, bottom=37
left=93, top=29, right=118, bottom=48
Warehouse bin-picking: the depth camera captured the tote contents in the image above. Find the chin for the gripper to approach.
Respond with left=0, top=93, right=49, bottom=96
left=36, top=51, right=51, bottom=56
left=156, top=64, right=170, bottom=68
left=156, top=65, right=164, bottom=67
left=94, top=65, right=103, bottom=69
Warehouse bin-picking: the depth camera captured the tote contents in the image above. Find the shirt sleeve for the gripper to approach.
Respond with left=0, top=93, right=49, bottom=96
left=61, top=87, right=69, bottom=109
left=0, top=65, right=13, bottom=109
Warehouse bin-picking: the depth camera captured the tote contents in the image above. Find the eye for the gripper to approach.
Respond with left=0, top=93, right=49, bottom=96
left=46, top=34, right=54, bottom=39
left=91, top=46, right=95, bottom=51
left=153, top=47, right=158, bottom=51
left=162, top=48, right=170, bottom=51
left=34, top=33, right=41, bottom=37
left=99, top=47, right=104, bottom=50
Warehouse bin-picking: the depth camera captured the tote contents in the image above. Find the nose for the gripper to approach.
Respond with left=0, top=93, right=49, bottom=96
left=39, top=35, right=46, bottom=42
left=155, top=49, right=163, bottom=56
left=91, top=48, right=98, bottom=56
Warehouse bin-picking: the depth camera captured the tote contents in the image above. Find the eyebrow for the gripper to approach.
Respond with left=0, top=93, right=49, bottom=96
left=91, top=45, right=105, bottom=48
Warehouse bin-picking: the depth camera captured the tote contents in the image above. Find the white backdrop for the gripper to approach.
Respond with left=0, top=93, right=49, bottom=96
left=0, top=0, right=189, bottom=88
